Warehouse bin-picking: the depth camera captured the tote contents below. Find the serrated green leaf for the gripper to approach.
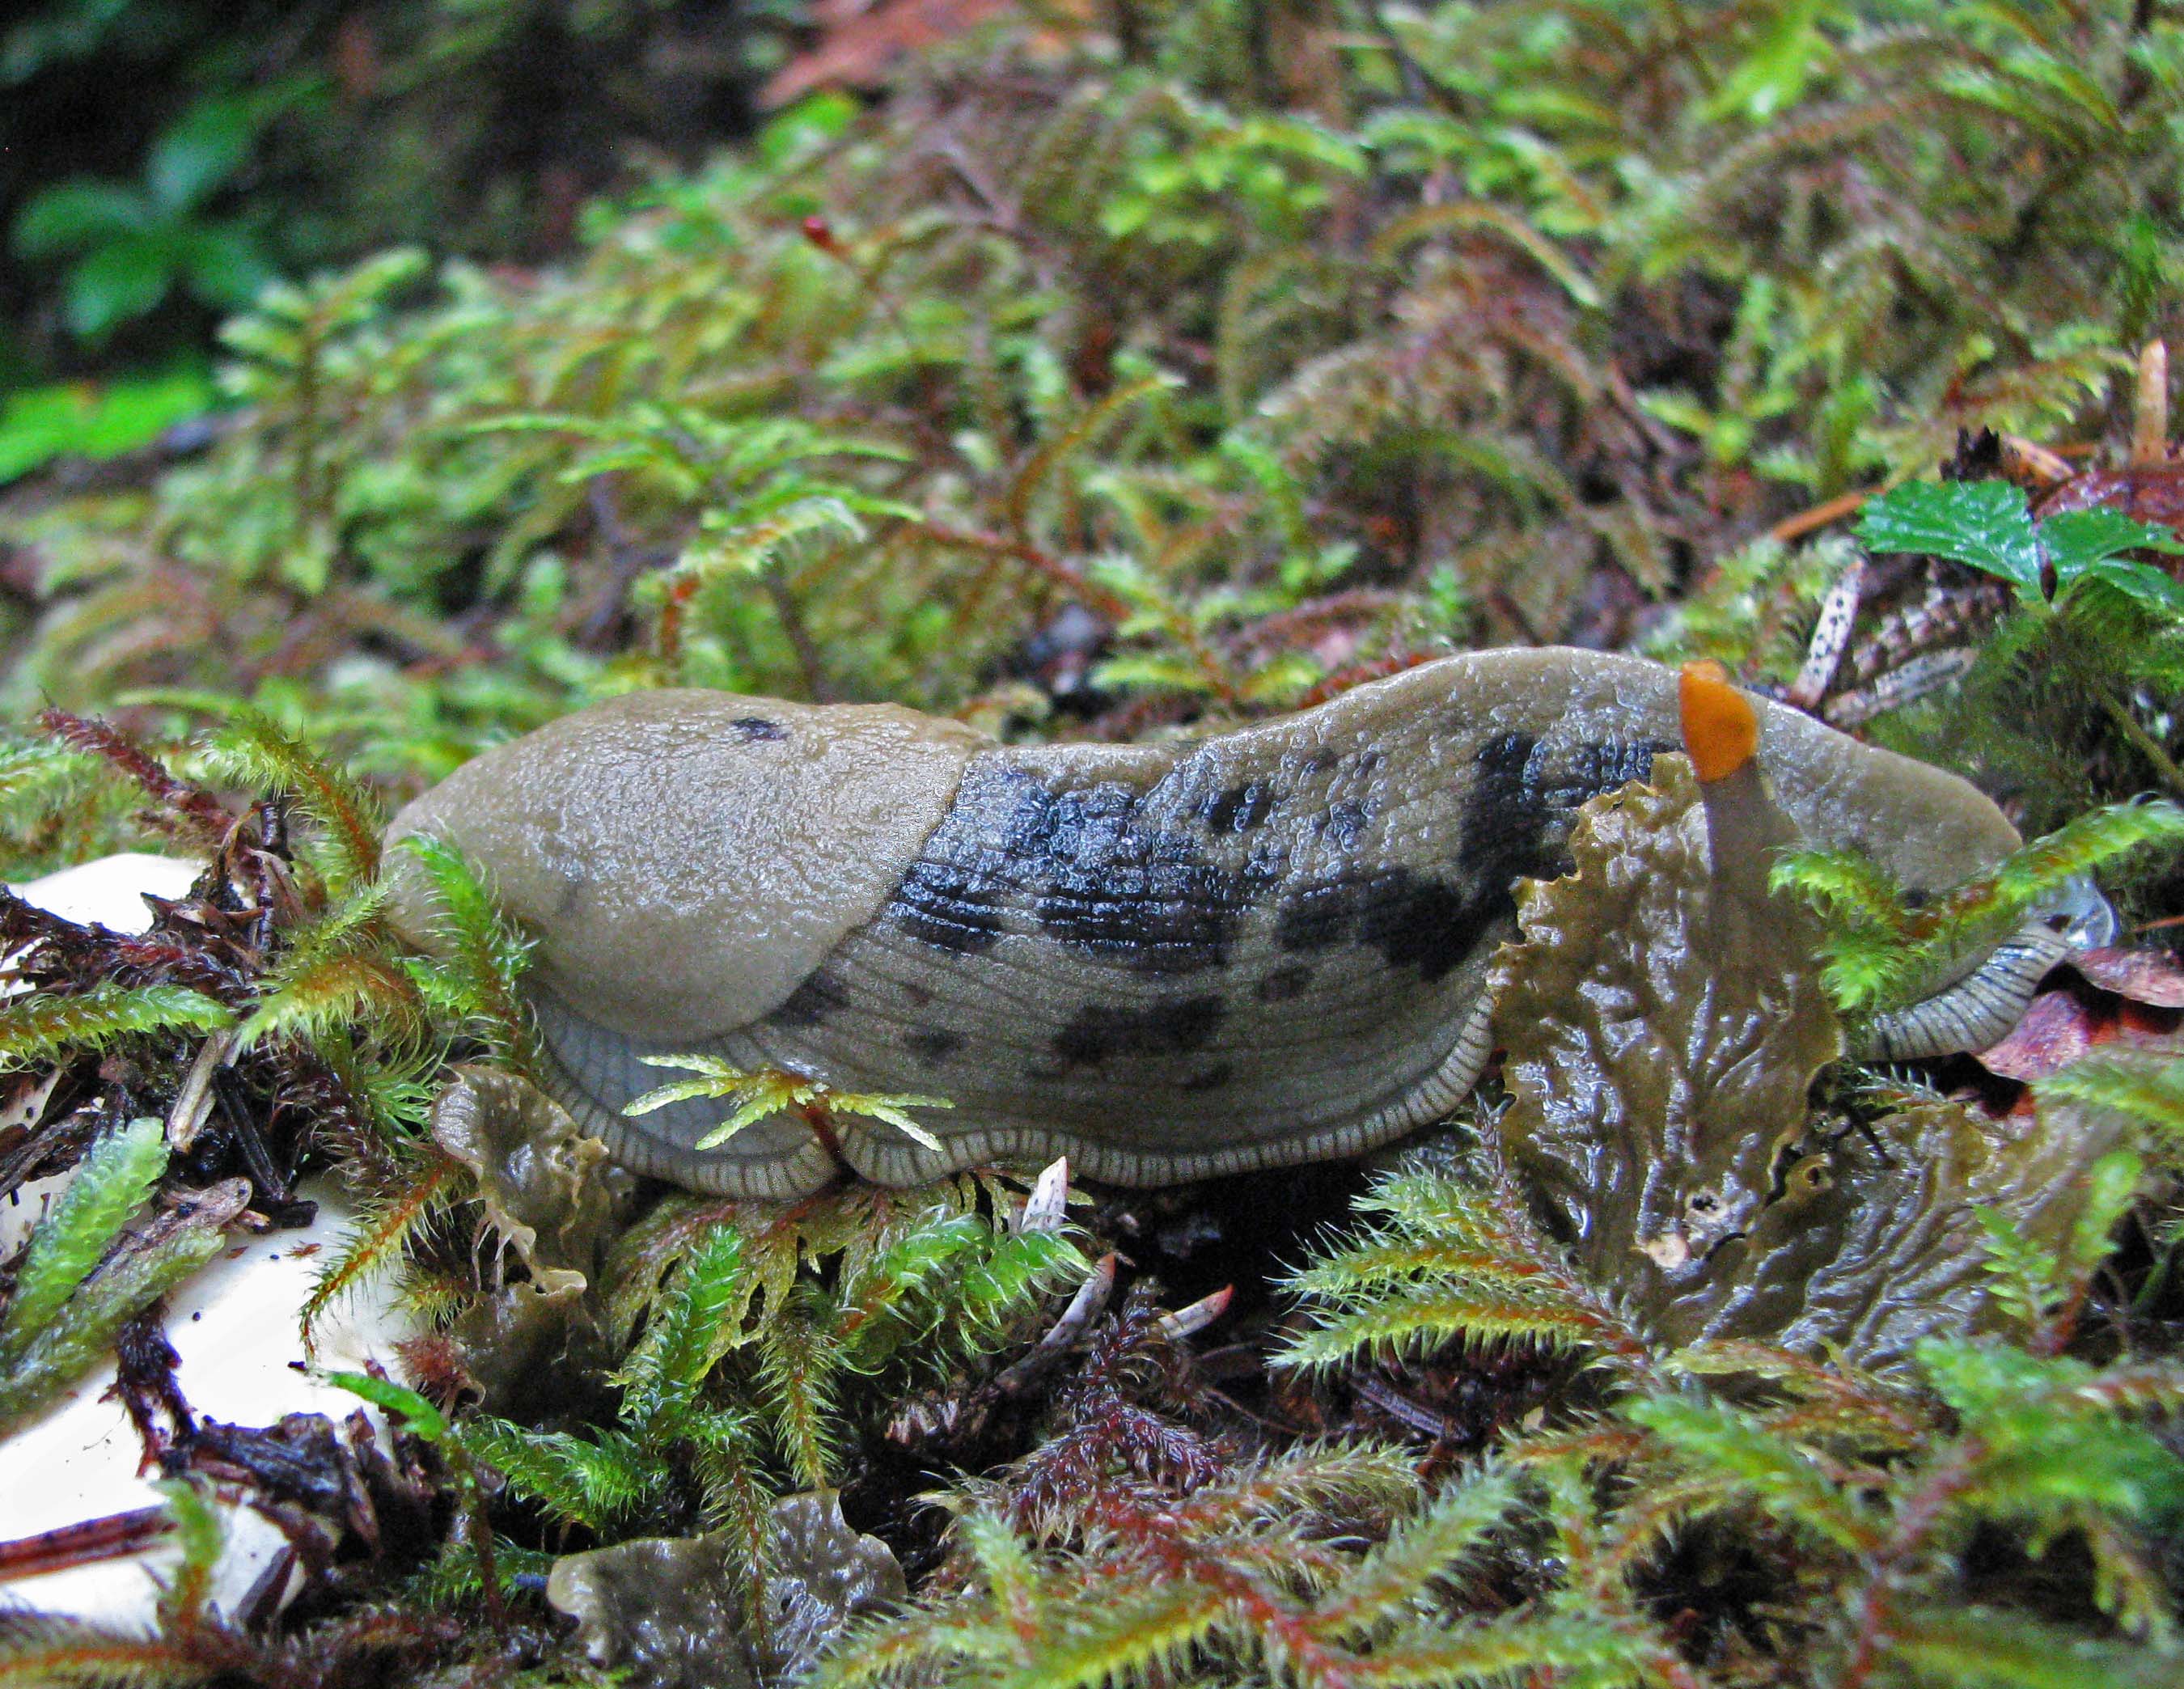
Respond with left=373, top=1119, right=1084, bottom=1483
left=1857, top=480, right=2042, bottom=590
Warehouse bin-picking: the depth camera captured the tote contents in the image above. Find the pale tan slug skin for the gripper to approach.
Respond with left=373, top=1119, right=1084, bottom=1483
left=383, top=650, right=2043, bottom=1200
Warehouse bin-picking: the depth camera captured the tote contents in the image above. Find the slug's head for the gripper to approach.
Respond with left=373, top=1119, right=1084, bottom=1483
left=1668, top=658, right=2075, bottom=1062
left=382, top=689, right=986, bottom=1045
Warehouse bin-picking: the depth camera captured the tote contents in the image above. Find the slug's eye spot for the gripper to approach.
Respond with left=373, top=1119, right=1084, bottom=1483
left=1677, top=659, right=1759, bottom=784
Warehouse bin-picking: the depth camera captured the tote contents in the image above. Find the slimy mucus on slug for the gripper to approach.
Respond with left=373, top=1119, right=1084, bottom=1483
left=383, top=649, right=2072, bottom=1200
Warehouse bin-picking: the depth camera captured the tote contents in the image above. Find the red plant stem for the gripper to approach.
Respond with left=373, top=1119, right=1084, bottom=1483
left=1838, top=1440, right=1984, bottom=1688
left=906, top=521, right=1137, bottom=623
left=36, top=709, right=234, bottom=852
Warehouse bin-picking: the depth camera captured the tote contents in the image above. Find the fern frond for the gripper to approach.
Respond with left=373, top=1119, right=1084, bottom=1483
left=1986, top=801, right=2184, bottom=909
left=2039, top=1052, right=2184, bottom=1152
left=756, top=1288, right=846, bottom=1489
left=1623, top=1395, right=1881, bottom=1555
left=1372, top=199, right=1602, bottom=307
left=1277, top=1285, right=1627, bottom=1371
left=238, top=952, right=425, bottom=1051
left=1307, top=1466, right=1522, bottom=1643
left=945, top=1228, right=1089, bottom=1356
left=0, top=1612, right=222, bottom=1689
left=1767, top=847, right=1912, bottom=936
left=34, top=707, right=233, bottom=853
left=459, top=1418, right=659, bottom=1530
left=298, top=1152, right=462, bottom=1356
left=679, top=495, right=871, bottom=582
left=1883, top=1605, right=2178, bottom=1689
left=1775, top=801, right=2184, bottom=1014
left=1279, top=1159, right=1652, bottom=1376
left=1310, top=1609, right=1644, bottom=1687
left=998, top=1581, right=1223, bottom=1689
left=184, top=701, right=383, bottom=890
left=627, top=1056, right=949, bottom=1154
left=1005, top=374, right=1179, bottom=536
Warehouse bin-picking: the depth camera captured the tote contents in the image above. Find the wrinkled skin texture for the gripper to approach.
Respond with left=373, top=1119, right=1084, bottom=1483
left=1687, top=1097, right=2123, bottom=1366
left=1494, top=760, right=2121, bottom=1365
left=544, top=1490, right=906, bottom=1689
left=384, top=651, right=2027, bottom=1199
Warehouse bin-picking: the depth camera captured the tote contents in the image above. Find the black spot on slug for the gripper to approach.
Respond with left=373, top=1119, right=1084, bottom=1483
left=1273, top=734, right=1671, bottom=987
left=770, top=971, right=849, bottom=1027
left=1458, top=732, right=1669, bottom=890
left=1201, top=779, right=1280, bottom=833
left=904, top=1027, right=964, bottom=1066
left=1054, top=995, right=1225, bottom=1066
left=732, top=717, right=787, bottom=741
left=1458, top=731, right=1555, bottom=887
left=1363, top=874, right=1488, bottom=983
left=1276, top=876, right=1373, bottom=954
left=1257, top=963, right=1314, bottom=1002
left=1567, top=739, right=1665, bottom=795
left=888, top=858, right=1009, bottom=954
left=1318, top=799, right=1372, bottom=852
left=1010, top=781, right=1249, bottom=974
left=1275, top=868, right=1491, bottom=984
left=890, top=767, right=1255, bottom=972
left=1180, top=1062, right=1234, bottom=1092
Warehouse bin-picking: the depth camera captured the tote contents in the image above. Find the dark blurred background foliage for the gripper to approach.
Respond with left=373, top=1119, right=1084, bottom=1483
left=2, top=0, right=795, bottom=455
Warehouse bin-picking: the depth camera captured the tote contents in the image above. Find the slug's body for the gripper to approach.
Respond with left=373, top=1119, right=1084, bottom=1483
left=386, top=650, right=2061, bottom=1199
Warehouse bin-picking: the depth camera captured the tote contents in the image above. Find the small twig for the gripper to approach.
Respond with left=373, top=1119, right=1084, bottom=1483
left=0, top=1506, right=171, bottom=1582
left=1013, top=1156, right=1070, bottom=1235
left=760, top=569, right=833, bottom=703
left=1768, top=486, right=1873, bottom=545
left=1352, top=1374, right=1458, bottom=1441
left=166, top=1029, right=235, bottom=1154
left=994, top=1254, right=1120, bottom=1396
left=1154, top=1285, right=1233, bottom=1342
left=1788, top=556, right=1866, bottom=709
left=2132, top=340, right=2170, bottom=466
left=905, top=519, right=1137, bottom=623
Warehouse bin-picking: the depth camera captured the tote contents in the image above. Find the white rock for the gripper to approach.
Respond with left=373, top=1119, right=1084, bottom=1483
left=0, top=854, right=416, bottom=1628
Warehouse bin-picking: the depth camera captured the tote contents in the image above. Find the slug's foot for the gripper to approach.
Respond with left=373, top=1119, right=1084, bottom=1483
left=1856, top=917, right=2077, bottom=1064
left=529, top=991, right=842, bottom=1200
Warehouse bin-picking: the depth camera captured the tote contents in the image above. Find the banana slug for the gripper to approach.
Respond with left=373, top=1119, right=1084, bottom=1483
left=384, top=650, right=2072, bottom=1200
